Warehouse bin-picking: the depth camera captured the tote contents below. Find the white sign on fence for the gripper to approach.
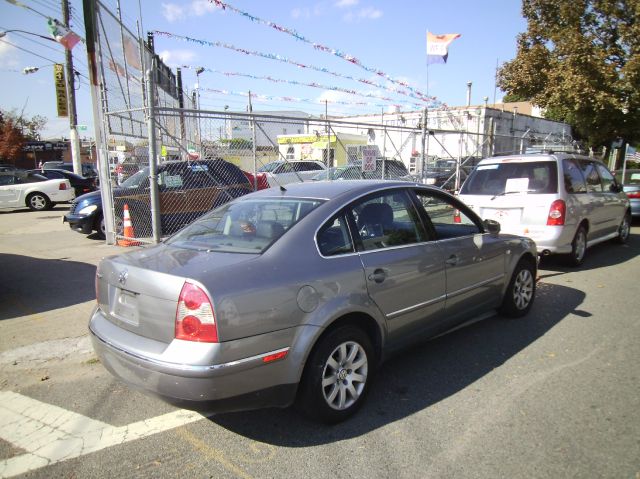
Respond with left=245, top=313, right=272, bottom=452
left=362, top=146, right=377, bottom=172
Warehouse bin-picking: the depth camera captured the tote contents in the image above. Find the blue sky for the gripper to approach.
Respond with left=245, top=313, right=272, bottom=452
left=0, top=0, right=526, bottom=138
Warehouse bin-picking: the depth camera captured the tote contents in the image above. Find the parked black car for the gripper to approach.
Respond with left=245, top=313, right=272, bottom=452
left=64, top=159, right=253, bottom=239
left=43, top=161, right=98, bottom=178
left=29, top=169, right=97, bottom=197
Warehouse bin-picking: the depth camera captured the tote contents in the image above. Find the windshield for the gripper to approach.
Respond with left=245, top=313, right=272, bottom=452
left=460, top=161, right=558, bottom=195
left=120, top=168, right=149, bottom=188
left=166, top=197, right=325, bottom=253
left=258, top=162, right=281, bottom=173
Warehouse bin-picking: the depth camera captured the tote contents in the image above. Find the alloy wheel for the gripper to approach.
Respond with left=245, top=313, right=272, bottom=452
left=513, top=268, right=534, bottom=310
left=321, top=341, right=368, bottom=411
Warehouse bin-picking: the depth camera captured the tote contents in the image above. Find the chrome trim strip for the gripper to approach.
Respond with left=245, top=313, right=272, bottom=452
left=387, top=294, right=447, bottom=319
left=446, top=274, right=505, bottom=299
left=90, top=327, right=289, bottom=373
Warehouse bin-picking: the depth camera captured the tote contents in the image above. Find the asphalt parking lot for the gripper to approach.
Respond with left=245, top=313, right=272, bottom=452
left=1, top=205, right=639, bottom=478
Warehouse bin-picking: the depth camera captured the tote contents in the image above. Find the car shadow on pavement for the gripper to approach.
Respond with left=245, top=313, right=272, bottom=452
left=209, top=282, right=585, bottom=444
left=0, top=253, right=96, bottom=320
left=539, top=231, right=639, bottom=273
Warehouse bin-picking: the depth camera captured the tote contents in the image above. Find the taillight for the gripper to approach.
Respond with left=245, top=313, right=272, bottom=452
left=175, top=282, right=218, bottom=342
left=59, top=182, right=68, bottom=190
left=547, top=199, right=566, bottom=226
left=453, top=209, right=461, bottom=224
left=627, top=191, right=640, bottom=199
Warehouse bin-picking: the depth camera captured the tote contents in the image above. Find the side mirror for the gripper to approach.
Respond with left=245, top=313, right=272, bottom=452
left=484, top=219, right=501, bottom=235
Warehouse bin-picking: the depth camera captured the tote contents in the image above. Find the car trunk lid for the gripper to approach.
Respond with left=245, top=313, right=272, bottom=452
left=96, top=245, right=259, bottom=344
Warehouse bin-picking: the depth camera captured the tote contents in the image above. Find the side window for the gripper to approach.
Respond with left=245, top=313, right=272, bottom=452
left=580, top=161, right=603, bottom=192
left=317, top=213, right=354, bottom=256
left=563, top=159, right=587, bottom=193
left=350, top=190, right=427, bottom=251
left=595, top=163, right=616, bottom=192
left=278, top=163, right=294, bottom=174
left=415, top=190, right=481, bottom=240
left=43, top=171, right=62, bottom=179
left=0, top=175, right=15, bottom=185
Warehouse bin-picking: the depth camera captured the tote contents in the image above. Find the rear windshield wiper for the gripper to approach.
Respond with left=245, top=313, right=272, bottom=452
left=490, top=189, right=536, bottom=200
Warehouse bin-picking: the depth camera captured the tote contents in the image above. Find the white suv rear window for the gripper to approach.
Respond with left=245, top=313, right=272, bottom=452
left=460, top=161, right=558, bottom=196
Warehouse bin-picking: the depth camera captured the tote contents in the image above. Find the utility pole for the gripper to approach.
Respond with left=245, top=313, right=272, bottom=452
left=62, top=0, right=81, bottom=175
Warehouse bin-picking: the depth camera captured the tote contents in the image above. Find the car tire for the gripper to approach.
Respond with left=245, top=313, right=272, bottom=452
left=26, top=192, right=52, bottom=211
left=297, top=325, right=374, bottom=424
left=616, top=213, right=631, bottom=244
left=566, top=225, right=587, bottom=266
left=499, top=258, right=536, bottom=318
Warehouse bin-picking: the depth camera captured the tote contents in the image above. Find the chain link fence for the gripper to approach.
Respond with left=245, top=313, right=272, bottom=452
left=83, top=0, right=578, bottom=246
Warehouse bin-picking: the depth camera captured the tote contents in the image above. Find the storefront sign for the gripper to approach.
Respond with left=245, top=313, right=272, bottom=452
left=54, top=64, right=68, bottom=117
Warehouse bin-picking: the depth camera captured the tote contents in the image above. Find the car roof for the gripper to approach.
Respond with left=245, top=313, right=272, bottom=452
left=478, top=153, right=590, bottom=164
left=243, top=179, right=424, bottom=201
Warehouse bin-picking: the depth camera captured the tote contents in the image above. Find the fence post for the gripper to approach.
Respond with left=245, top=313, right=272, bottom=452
left=146, top=65, right=162, bottom=243
left=249, top=92, right=258, bottom=190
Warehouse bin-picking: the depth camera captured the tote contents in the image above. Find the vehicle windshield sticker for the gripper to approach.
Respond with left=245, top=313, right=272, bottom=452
left=477, top=164, right=499, bottom=170
left=505, top=177, right=530, bottom=193
left=190, top=164, right=209, bottom=172
left=164, top=175, right=183, bottom=188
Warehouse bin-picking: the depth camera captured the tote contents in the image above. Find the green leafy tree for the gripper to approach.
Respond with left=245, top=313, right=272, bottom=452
left=497, top=0, right=640, bottom=160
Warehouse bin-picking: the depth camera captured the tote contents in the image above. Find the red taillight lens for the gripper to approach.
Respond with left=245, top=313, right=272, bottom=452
left=627, top=191, right=640, bottom=199
left=453, top=209, right=461, bottom=224
left=175, top=282, right=218, bottom=342
left=547, top=199, right=566, bottom=226
left=59, top=182, right=68, bottom=190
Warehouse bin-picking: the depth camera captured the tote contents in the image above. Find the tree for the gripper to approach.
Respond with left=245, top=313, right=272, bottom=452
left=0, top=117, right=25, bottom=161
left=497, top=0, right=640, bottom=157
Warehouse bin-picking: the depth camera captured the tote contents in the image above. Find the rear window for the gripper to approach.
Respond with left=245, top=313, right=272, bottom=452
left=166, top=197, right=324, bottom=253
left=460, top=160, right=558, bottom=195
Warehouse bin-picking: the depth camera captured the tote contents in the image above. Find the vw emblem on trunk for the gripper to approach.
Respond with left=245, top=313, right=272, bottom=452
left=118, top=269, right=128, bottom=285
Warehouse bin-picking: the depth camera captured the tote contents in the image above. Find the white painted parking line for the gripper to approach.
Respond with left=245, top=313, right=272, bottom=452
left=0, top=391, right=206, bottom=478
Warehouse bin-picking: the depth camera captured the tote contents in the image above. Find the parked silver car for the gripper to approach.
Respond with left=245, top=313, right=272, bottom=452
left=259, top=160, right=326, bottom=187
left=459, top=153, right=631, bottom=265
left=90, top=181, right=537, bottom=423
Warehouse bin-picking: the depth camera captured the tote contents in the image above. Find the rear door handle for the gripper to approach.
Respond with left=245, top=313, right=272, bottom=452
left=445, top=254, right=459, bottom=266
left=367, top=268, right=386, bottom=283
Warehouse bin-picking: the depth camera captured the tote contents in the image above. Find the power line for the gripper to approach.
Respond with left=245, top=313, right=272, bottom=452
left=0, top=29, right=65, bottom=56
left=28, top=0, right=60, bottom=16
left=0, top=38, right=59, bottom=64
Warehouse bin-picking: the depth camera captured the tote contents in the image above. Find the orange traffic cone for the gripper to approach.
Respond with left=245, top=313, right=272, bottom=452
left=117, top=204, right=142, bottom=247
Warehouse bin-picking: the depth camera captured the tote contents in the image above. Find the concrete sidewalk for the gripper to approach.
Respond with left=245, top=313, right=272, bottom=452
left=0, top=205, right=136, bottom=355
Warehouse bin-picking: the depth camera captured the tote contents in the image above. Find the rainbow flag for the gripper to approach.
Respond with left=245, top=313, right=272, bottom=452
left=427, top=32, right=461, bottom=64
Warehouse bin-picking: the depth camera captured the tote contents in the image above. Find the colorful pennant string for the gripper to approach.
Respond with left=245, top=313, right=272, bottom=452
left=153, top=30, right=435, bottom=104
left=181, top=65, right=430, bottom=108
left=206, top=1, right=432, bottom=102
left=200, top=87, right=393, bottom=108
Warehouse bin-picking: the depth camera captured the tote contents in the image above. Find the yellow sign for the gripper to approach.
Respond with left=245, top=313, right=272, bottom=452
left=53, top=64, right=68, bottom=117
left=277, top=134, right=336, bottom=145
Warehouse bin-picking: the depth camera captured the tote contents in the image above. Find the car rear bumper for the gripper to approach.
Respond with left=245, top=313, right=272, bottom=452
left=89, top=307, right=309, bottom=412
left=499, top=224, right=575, bottom=255
left=51, top=190, right=76, bottom=203
left=630, top=199, right=640, bottom=217
left=63, top=212, right=95, bottom=234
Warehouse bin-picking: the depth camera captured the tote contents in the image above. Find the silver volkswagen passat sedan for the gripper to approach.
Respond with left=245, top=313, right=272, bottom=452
left=90, top=180, right=537, bottom=423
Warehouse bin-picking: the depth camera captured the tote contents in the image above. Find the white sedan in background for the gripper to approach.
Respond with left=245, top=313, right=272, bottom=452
left=0, top=171, right=75, bottom=211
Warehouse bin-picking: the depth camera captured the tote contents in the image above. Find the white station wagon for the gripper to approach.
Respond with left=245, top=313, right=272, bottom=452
left=458, top=153, right=631, bottom=265
left=0, top=171, right=75, bottom=211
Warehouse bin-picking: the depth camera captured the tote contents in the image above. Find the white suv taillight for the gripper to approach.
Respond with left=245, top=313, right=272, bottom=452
left=175, top=282, right=218, bottom=342
left=547, top=199, right=566, bottom=226
left=59, top=182, right=68, bottom=190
